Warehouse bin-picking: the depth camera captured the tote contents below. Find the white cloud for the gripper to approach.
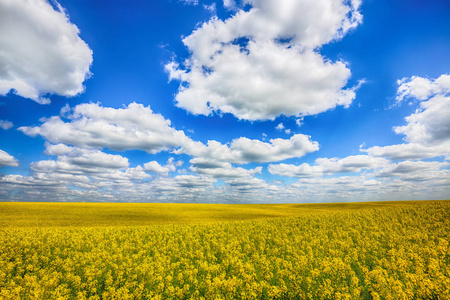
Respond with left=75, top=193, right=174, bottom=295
left=285, top=170, right=450, bottom=203
left=269, top=163, right=316, bottom=177
left=173, top=175, right=216, bottom=188
left=396, top=74, right=450, bottom=102
left=394, top=95, right=450, bottom=146
left=166, top=0, right=362, bottom=120
left=364, top=75, right=450, bottom=160
left=275, top=123, right=285, bottom=131
left=293, top=175, right=381, bottom=189
left=2, top=144, right=152, bottom=199
left=0, top=149, right=19, bottom=167
left=314, top=155, right=390, bottom=173
left=226, top=177, right=271, bottom=193
left=178, top=133, right=319, bottom=164
left=1, top=174, right=62, bottom=186
left=0, top=120, right=13, bottom=130
left=144, top=161, right=172, bottom=175
left=0, top=0, right=92, bottom=103
left=16, top=102, right=319, bottom=191
left=190, top=159, right=262, bottom=179
left=45, top=143, right=73, bottom=156
left=90, top=166, right=150, bottom=183
left=275, top=124, right=292, bottom=135
left=223, top=0, right=236, bottom=10
left=25, top=143, right=156, bottom=189
left=288, top=175, right=386, bottom=201
left=363, top=143, right=449, bottom=160
left=167, top=42, right=357, bottom=121
left=179, top=0, right=198, bottom=5
left=32, top=146, right=130, bottom=174
left=19, top=102, right=192, bottom=154
left=376, top=160, right=449, bottom=182
left=268, top=155, right=389, bottom=177
left=63, top=150, right=129, bottom=169
left=203, top=3, right=217, bottom=13
left=2, top=153, right=448, bottom=202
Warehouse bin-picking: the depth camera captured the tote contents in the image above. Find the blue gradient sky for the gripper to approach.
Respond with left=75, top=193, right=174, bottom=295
left=0, top=0, right=449, bottom=202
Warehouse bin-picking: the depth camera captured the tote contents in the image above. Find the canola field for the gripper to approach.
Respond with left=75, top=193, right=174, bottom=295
left=0, top=201, right=449, bottom=299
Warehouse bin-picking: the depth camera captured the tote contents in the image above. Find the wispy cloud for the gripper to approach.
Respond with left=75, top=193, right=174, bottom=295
left=0, top=120, right=13, bottom=130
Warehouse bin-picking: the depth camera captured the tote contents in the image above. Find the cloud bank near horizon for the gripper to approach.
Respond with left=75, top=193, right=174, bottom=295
left=4, top=74, right=450, bottom=202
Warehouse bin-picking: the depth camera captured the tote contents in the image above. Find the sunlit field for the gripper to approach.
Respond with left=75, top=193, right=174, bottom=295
left=1, top=201, right=449, bottom=299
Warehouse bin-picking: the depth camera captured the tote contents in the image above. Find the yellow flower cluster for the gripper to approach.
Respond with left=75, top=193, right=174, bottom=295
left=0, top=201, right=449, bottom=299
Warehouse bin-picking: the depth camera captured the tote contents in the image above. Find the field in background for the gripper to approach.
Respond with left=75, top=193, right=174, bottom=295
left=0, top=200, right=433, bottom=227
left=1, top=200, right=449, bottom=299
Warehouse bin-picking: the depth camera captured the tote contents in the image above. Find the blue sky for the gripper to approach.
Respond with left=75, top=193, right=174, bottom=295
left=0, top=0, right=449, bottom=203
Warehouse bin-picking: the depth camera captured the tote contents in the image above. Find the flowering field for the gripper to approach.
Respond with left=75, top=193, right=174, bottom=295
left=0, top=201, right=449, bottom=299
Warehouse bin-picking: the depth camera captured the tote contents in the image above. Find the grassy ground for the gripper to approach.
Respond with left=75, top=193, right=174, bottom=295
left=0, top=200, right=440, bottom=227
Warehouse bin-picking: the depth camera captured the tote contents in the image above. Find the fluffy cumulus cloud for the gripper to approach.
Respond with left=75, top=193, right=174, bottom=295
left=264, top=73, right=450, bottom=202
left=283, top=176, right=383, bottom=203
left=396, top=75, right=450, bottom=102
left=364, top=144, right=449, bottom=161
left=0, top=0, right=92, bottom=104
left=19, top=102, right=192, bottom=153
left=181, top=132, right=319, bottom=180
left=190, top=160, right=262, bottom=179
left=1, top=173, right=119, bottom=202
left=227, top=177, right=271, bottom=192
left=6, top=73, right=448, bottom=202
left=35, top=144, right=130, bottom=174
left=264, top=75, right=450, bottom=202
left=0, top=149, right=18, bottom=167
left=32, top=144, right=153, bottom=185
left=173, top=175, right=216, bottom=188
left=363, top=75, right=450, bottom=160
left=143, top=161, right=175, bottom=175
left=276, top=123, right=291, bottom=135
left=0, top=143, right=154, bottom=201
left=394, top=95, right=450, bottom=146
left=283, top=171, right=450, bottom=203
left=4, top=100, right=326, bottom=201
left=269, top=155, right=389, bottom=177
left=18, top=101, right=318, bottom=166
left=166, top=0, right=362, bottom=120
left=178, top=134, right=319, bottom=165
left=269, top=153, right=449, bottom=201
left=376, top=160, right=449, bottom=182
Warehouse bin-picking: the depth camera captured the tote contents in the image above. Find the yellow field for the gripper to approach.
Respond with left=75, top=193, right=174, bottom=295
left=0, top=201, right=430, bottom=228
left=0, top=201, right=449, bottom=299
